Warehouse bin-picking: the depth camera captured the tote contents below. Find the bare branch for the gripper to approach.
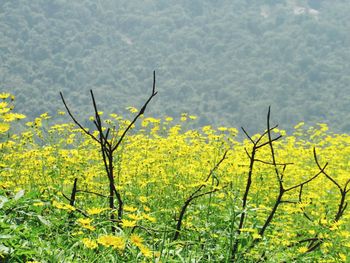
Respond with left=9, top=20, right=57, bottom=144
left=254, top=159, right=293, bottom=166
left=284, top=163, right=327, bottom=192
left=174, top=150, right=228, bottom=240
left=59, top=92, right=99, bottom=143
left=314, top=148, right=342, bottom=191
left=76, top=190, right=109, bottom=198
left=112, top=71, right=157, bottom=152
left=256, top=135, right=282, bottom=149
left=241, top=127, right=254, bottom=144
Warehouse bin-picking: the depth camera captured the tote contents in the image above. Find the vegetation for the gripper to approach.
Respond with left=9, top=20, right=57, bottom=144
left=0, top=91, right=349, bottom=262
left=2, top=0, right=350, bottom=132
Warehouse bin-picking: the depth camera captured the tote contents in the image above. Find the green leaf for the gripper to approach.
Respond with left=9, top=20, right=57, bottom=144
left=0, top=243, right=13, bottom=255
left=37, top=215, right=51, bottom=226
left=0, top=234, right=13, bottom=239
left=13, top=190, right=25, bottom=201
left=0, top=196, right=8, bottom=209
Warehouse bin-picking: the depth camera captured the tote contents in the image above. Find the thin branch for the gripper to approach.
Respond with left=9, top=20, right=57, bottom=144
left=241, top=127, right=254, bottom=144
left=255, top=124, right=279, bottom=145
left=61, top=193, right=89, bottom=217
left=90, top=90, right=111, bottom=149
left=112, top=71, right=157, bottom=152
left=284, top=163, right=327, bottom=192
left=76, top=190, right=109, bottom=198
left=254, top=159, right=293, bottom=166
left=174, top=150, right=228, bottom=240
left=255, top=135, right=282, bottom=149
left=244, top=147, right=252, bottom=160
left=59, top=92, right=99, bottom=143
left=314, top=148, right=342, bottom=191
left=69, top=178, right=78, bottom=206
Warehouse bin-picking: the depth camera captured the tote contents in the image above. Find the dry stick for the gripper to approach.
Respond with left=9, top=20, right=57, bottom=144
left=69, top=178, right=78, bottom=206
left=61, top=179, right=89, bottom=219
left=173, top=150, right=228, bottom=241
left=314, top=150, right=350, bottom=221
left=112, top=70, right=157, bottom=152
left=258, top=109, right=327, bottom=238
left=76, top=189, right=108, bottom=198
left=302, top=149, right=350, bottom=253
left=59, top=92, right=99, bottom=144
left=60, top=71, right=157, bottom=232
left=88, top=90, right=118, bottom=231
left=59, top=178, right=79, bottom=219
left=231, top=124, right=282, bottom=261
left=234, top=108, right=326, bottom=261
left=298, top=185, right=313, bottom=221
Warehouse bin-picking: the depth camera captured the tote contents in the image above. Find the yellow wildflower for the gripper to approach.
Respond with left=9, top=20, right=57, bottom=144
left=82, top=238, right=98, bottom=249
left=139, top=244, right=152, bottom=258
left=52, top=201, right=76, bottom=212
left=124, top=205, right=137, bottom=212
left=130, top=233, right=144, bottom=247
left=141, top=213, right=156, bottom=223
left=97, top=235, right=125, bottom=250
left=139, top=196, right=147, bottom=203
left=121, top=219, right=137, bottom=228
left=86, top=207, right=108, bottom=215
left=76, top=218, right=95, bottom=231
left=297, top=246, right=308, bottom=253
left=0, top=93, right=10, bottom=99
left=339, top=254, right=346, bottom=262
left=126, top=106, right=138, bottom=113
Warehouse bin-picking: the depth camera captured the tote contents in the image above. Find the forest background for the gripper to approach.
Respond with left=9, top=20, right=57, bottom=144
left=1, top=0, right=350, bottom=133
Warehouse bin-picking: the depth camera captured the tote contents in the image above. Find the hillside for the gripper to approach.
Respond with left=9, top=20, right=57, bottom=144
left=1, top=0, right=350, bottom=132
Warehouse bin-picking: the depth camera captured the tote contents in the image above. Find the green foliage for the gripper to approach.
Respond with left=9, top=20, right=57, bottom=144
left=1, top=0, right=350, bottom=132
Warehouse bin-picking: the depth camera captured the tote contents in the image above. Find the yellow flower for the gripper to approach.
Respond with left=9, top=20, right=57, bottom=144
left=40, top=112, right=50, bottom=119
left=0, top=101, right=8, bottom=108
left=0, top=123, right=10, bottom=133
left=126, top=106, right=138, bottom=113
left=339, top=253, right=346, bottom=262
left=141, top=213, right=156, bottom=223
left=86, top=207, right=108, bottom=215
left=124, top=205, right=137, bottom=212
left=121, top=219, right=137, bottom=228
left=297, top=246, right=308, bottom=253
left=143, top=206, right=151, bottom=212
left=82, top=238, right=98, bottom=249
left=52, top=200, right=75, bottom=212
left=3, top=113, right=26, bottom=122
left=239, top=228, right=255, bottom=233
left=139, top=196, right=148, bottom=203
left=76, top=218, right=95, bottom=231
left=127, top=214, right=143, bottom=221
left=218, top=127, right=228, bottom=131
left=0, top=93, right=11, bottom=99
left=71, top=231, right=83, bottom=236
left=33, top=202, right=45, bottom=207
left=139, top=244, right=152, bottom=258
left=76, top=218, right=93, bottom=225
left=97, top=235, right=125, bottom=250
left=130, top=234, right=144, bottom=247
left=294, top=122, right=305, bottom=129
left=252, top=233, right=261, bottom=240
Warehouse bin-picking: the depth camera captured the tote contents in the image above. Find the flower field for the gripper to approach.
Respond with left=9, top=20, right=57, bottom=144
left=0, top=92, right=349, bottom=262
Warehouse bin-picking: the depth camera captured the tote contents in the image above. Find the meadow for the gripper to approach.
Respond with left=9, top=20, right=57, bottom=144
left=0, top=90, right=349, bottom=262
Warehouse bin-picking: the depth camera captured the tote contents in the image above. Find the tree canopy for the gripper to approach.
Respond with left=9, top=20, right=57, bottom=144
left=1, top=0, right=349, bottom=132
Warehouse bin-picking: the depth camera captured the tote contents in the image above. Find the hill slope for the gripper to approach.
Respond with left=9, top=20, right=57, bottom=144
left=1, top=0, right=350, bottom=132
